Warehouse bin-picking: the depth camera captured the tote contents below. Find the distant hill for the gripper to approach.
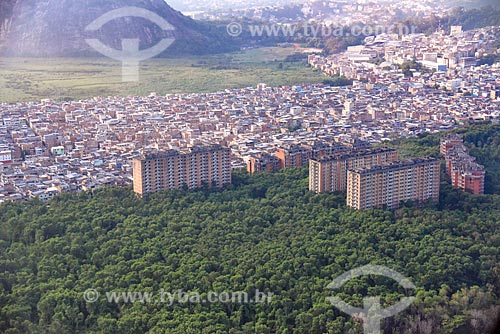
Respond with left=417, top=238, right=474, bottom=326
left=444, top=5, right=500, bottom=31
left=446, top=0, right=500, bottom=9
left=0, top=0, right=237, bottom=57
left=395, top=5, right=500, bottom=37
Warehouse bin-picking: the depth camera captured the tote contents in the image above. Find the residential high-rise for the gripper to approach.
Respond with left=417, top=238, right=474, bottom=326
left=246, top=153, right=281, bottom=174
left=275, top=142, right=348, bottom=170
left=440, top=134, right=463, bottom=156
left=449, top=162, right=485, bottom=195
left=133, top=145, right=231, bottom=196
left=441, top=135, right=485, bottom=194
left=275, top=144, right=312, bottom=169
left=346, top=158, right=440, bottom=210
left=309, top=148, right=399, bottom=193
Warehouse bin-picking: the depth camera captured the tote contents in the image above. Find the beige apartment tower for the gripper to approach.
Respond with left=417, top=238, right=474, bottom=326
left=133, top=145, right=231, bottom=196
left=309, top=148, right=399, bottom=193
left=346, top=158, right=440, bottom=210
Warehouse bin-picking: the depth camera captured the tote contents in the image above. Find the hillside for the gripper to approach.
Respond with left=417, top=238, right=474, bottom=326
left=0, top=0, right=236, bottom=56
left=446, top=0, right=500, bottom=9
left=396, top=6, right=500, bottom=37
left=0, top=124, right=499, bottom=334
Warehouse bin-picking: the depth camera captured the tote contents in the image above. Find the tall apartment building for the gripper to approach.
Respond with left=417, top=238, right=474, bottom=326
left=309, top=148, right=399, bottom=193
left=346, top=158, right=441, bottom=210
left=246, top=153, right=281, bottom=174
left=275, top=142, right=348, bottom=170
left=440, top=134, right=464, bottom=156
left=133, top=145, right=231, bottom=196
left=275, top=144, right=313, bottom=169
left=449, top=161, right=485, bottom=195
left=441, top=135, right=485, bottom=194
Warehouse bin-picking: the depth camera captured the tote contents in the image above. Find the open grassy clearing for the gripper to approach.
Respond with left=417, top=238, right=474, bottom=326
left=0, top=47, right=326, bottom=102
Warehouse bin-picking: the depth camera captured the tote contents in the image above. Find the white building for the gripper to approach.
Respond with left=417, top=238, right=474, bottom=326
left=50, top=146, right=65, bottom=156
left=0, top=150, right=12, bottom=162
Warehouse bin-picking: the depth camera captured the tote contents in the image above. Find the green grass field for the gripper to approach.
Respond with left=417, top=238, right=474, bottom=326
left=0, top=47, right=326, bottom=102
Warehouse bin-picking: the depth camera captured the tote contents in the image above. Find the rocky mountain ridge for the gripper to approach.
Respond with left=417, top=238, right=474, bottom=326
left=0, top=0, right=235, bottom=56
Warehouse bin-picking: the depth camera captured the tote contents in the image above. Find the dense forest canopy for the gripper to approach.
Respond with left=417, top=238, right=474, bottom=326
left=0, top=124, right=499, bottom=333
